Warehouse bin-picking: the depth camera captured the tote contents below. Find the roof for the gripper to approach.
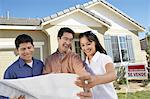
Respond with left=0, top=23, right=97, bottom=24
left=42, top=0, right=145, bottom=30
left=41, top=5, right=111, bottom=27
left=0, top=0, right=145, bottom=30
left=0, top=17, right=41, bottom=26
left=84, top=0, right=145, bottom=30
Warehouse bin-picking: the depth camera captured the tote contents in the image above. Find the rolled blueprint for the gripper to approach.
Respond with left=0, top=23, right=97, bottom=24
left=0, top=73, right=83, bottom=99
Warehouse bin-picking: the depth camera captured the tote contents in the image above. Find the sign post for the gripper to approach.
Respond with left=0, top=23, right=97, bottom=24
left=125, top=64, right=147, bottom=99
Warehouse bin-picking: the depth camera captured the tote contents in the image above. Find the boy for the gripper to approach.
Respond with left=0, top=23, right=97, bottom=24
left=2, top=34, right=44, bottom=99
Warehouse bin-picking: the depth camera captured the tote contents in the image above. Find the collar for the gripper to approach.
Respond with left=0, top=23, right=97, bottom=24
left=18, top=57, right=34, bottom=68
left=85, top=51, right=100, bottom=64
left=56, top=49, right=71, bottom=54
left=56, top=49, right=72, bottom=56
left=91, top=51, right=100, bottom=62
left=56, top=49, right=72, bottom=61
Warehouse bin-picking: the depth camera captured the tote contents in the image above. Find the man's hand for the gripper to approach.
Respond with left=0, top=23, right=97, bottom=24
left=77, top=91, right=92, bottom=99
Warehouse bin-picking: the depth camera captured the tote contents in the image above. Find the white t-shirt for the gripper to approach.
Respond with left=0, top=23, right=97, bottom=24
left=85, top=51, right=118, bottom=99
left=26, top=61, right=33, bottom=68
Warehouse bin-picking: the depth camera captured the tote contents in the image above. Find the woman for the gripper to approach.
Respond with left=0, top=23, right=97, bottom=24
left=76, top=31, right=118, bottom=99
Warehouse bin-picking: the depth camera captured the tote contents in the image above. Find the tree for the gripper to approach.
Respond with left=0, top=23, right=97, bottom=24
left=146, top=28, right=150, bottom=80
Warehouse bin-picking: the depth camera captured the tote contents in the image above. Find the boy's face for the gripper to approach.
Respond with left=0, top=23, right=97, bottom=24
left=16, top=42, right=34, bottom=63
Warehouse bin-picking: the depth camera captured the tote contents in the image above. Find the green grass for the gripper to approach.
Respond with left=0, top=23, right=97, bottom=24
left=118, top=91, right=150, bottom=99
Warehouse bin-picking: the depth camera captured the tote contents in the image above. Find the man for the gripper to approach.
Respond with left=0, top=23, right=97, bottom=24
left=43, top=27, right=88, bottom=76
left=1, top=34, right=44, bottom=99
left=43, top=27, right=92, bottom=99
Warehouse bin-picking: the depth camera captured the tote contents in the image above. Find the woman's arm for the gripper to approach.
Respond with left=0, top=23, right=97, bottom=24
left=76, top=63, right=117, bottom=88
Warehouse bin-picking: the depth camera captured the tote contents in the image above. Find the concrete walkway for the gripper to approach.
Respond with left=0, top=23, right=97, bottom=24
left=116, top=82, right=150, bottom=93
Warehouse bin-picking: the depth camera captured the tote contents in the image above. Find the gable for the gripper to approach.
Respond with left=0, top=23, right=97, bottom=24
left=42, top=8, right=110, bottom=28
left=83, top=0, right=145, bottom=32
left=47, top=10, right=104, bottom=27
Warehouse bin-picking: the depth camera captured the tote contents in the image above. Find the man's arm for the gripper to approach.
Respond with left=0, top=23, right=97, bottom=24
left=72, top=54, right=89, bottom=76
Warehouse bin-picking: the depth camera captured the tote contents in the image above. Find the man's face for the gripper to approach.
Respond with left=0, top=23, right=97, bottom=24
left=16, top=42, right=34, bottom=63
left=58, top=32, right=73, bottom=53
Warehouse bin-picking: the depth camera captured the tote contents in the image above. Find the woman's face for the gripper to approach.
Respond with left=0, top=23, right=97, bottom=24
left=80, top=36, right=96, bottom=58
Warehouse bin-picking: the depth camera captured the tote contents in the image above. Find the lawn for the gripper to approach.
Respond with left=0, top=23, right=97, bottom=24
left=117, top=91, right=150, bottom=99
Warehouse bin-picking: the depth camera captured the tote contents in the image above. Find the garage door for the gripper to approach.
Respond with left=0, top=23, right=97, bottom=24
left=0, top=50, right=17, bottom=79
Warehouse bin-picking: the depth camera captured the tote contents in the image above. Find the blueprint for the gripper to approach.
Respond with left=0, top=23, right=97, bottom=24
left=0, top=73, right=83, bottom=99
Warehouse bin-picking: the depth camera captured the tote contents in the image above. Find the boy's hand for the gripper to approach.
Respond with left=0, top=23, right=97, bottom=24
left=10, top=95, right=25, bottom=99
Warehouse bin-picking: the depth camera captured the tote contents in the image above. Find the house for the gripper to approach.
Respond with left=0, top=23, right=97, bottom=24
left=0, top=0, right=146, bottom=79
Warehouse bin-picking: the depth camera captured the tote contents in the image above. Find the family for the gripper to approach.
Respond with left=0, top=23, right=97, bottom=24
left=1, top=27, right=118, bottom=99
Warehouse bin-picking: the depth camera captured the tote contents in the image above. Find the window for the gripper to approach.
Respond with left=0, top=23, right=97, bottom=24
left=72, top=39, right=85, bottom=60
left=33, top=48, right=41, bottom=60
left=104, top=35, right=135, bottom=63
left=111, top=36, right=129, bottom=63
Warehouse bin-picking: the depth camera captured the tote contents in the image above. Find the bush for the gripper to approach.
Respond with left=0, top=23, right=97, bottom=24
left=114, top=66, right=127, bottom=90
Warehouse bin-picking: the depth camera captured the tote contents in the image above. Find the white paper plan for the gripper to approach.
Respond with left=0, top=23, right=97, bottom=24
left=0, top=73, right=83, bottom=99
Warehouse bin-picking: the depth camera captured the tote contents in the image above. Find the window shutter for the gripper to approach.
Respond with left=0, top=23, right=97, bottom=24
left=126, top=35, right=135, bottom=62
left=104, top=35, right=113, bottom=61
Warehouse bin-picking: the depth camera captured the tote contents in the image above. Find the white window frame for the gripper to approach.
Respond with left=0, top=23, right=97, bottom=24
left=72, top=39, right=85, bottom=60
left=111, top=35, right=129, bottom=64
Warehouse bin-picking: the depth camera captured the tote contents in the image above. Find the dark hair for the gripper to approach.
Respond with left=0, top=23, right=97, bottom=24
left=79, top=31, right=107, bottom=55
left=15, top=34, right=34, bottom=49
left=57, top=27, right=75, bottom=38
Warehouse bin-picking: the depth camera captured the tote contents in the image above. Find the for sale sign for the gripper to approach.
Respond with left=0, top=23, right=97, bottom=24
left=127, top=64, right=147, bottom=80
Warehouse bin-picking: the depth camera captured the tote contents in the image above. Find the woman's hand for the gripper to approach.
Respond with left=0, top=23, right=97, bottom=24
left=75, top=75, right=97, bottom=88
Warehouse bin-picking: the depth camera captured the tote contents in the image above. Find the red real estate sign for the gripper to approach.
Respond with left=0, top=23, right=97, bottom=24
left=127, top=64, right=147, bottom=80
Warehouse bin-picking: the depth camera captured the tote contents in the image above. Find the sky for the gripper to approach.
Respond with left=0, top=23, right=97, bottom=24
left=0, top=0, right=149, bottom=39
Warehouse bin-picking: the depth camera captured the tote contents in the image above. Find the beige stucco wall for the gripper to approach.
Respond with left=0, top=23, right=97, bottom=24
left=0, top=50, right=18, bottom=79
left=96, top=32, right=105, bottom=49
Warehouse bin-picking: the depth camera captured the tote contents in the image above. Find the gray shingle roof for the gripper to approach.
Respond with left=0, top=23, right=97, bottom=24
left=0, top=0, right=145, bottom=30
left=42, top=0, right=145, bottom=30
left=0, top=17, right=41, bottom=26
left=93, top=0, right=145, bottom=29
left=42, top=5, right=111, bottom=27
left=79, top=6, right=111, bottom=26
